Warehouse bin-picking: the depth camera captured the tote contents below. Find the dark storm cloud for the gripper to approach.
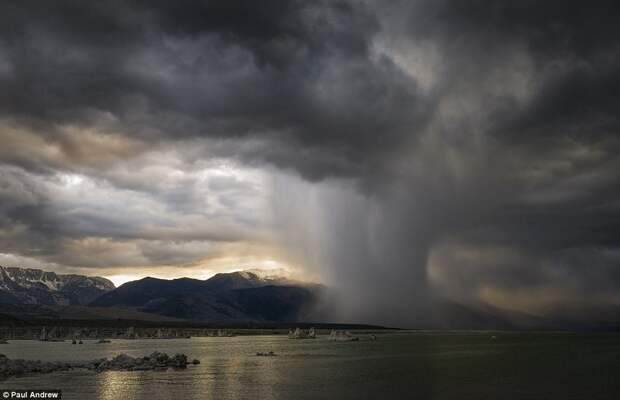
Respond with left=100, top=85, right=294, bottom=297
left=407, top=0, right=620, bottom=141
left=1, top=0, right=620, bottom=324
left=1, top=0, right=618, bottom=175
left=271, top=0, right=620, bottom=323
left=0, top=0, right=429, bottom=180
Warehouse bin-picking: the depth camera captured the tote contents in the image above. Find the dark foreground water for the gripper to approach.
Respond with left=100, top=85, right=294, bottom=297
left=0, top=332, right=619, bottom=399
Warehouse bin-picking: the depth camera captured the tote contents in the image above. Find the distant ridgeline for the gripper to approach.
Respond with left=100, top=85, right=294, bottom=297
left=0, top=266, right=321, bottom=324
left=0, top=266, right=115, bottom=306
left=2, top=266, right=620, bottom=330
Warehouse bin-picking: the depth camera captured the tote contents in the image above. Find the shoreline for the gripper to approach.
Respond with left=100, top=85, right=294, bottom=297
left=0, top=320, right=398, bottom=340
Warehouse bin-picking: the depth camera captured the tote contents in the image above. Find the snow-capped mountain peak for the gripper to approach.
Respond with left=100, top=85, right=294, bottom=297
left=0, top=266, right=115, bottom=306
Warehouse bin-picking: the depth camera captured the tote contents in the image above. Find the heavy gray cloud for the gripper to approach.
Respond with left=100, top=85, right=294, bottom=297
left=1, top=0, right=620, bottom=325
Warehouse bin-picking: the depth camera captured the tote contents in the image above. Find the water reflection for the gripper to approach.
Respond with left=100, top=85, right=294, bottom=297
left=1, top=333, right=619, bottom=400
left=98, top=371, right=138, bottom=400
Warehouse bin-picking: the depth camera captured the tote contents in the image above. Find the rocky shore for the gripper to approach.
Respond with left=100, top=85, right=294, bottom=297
left=0, top=352, right=199, bottom=379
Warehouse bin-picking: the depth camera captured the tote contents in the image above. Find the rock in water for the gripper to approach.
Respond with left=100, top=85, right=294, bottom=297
left=0, top=354, right=73, bottom=378
left=0, top=352, right=198, bottom=377
left=171, top=354, right=188, bottom=369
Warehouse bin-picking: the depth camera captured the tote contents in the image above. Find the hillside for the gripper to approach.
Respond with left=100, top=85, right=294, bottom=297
left=0, top=266, right=115, bottom=306
left=91, top=271, right=320, bottom=322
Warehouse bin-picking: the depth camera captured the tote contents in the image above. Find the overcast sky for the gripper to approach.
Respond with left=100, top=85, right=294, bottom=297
left=1, top=1, right=619, bottom=325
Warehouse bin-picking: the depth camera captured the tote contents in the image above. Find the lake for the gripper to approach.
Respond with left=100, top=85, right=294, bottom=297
left=0, top=332, right=619, bottom=399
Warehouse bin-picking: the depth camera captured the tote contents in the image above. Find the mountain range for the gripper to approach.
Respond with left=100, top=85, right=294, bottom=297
left=0, top=266, right=320, bottom=323
left=91, top=271, right=320, bottom=322
left=1, top=266, right=618, bottom=330
left=0, top=266, right=115, bottom=306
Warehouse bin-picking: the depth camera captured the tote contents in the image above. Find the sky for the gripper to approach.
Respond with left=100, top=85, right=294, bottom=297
left=1, top=0, right=620, bottom=325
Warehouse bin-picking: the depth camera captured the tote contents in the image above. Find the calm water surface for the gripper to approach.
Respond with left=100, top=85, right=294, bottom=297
left=0, top=332, right=619, bottom=399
